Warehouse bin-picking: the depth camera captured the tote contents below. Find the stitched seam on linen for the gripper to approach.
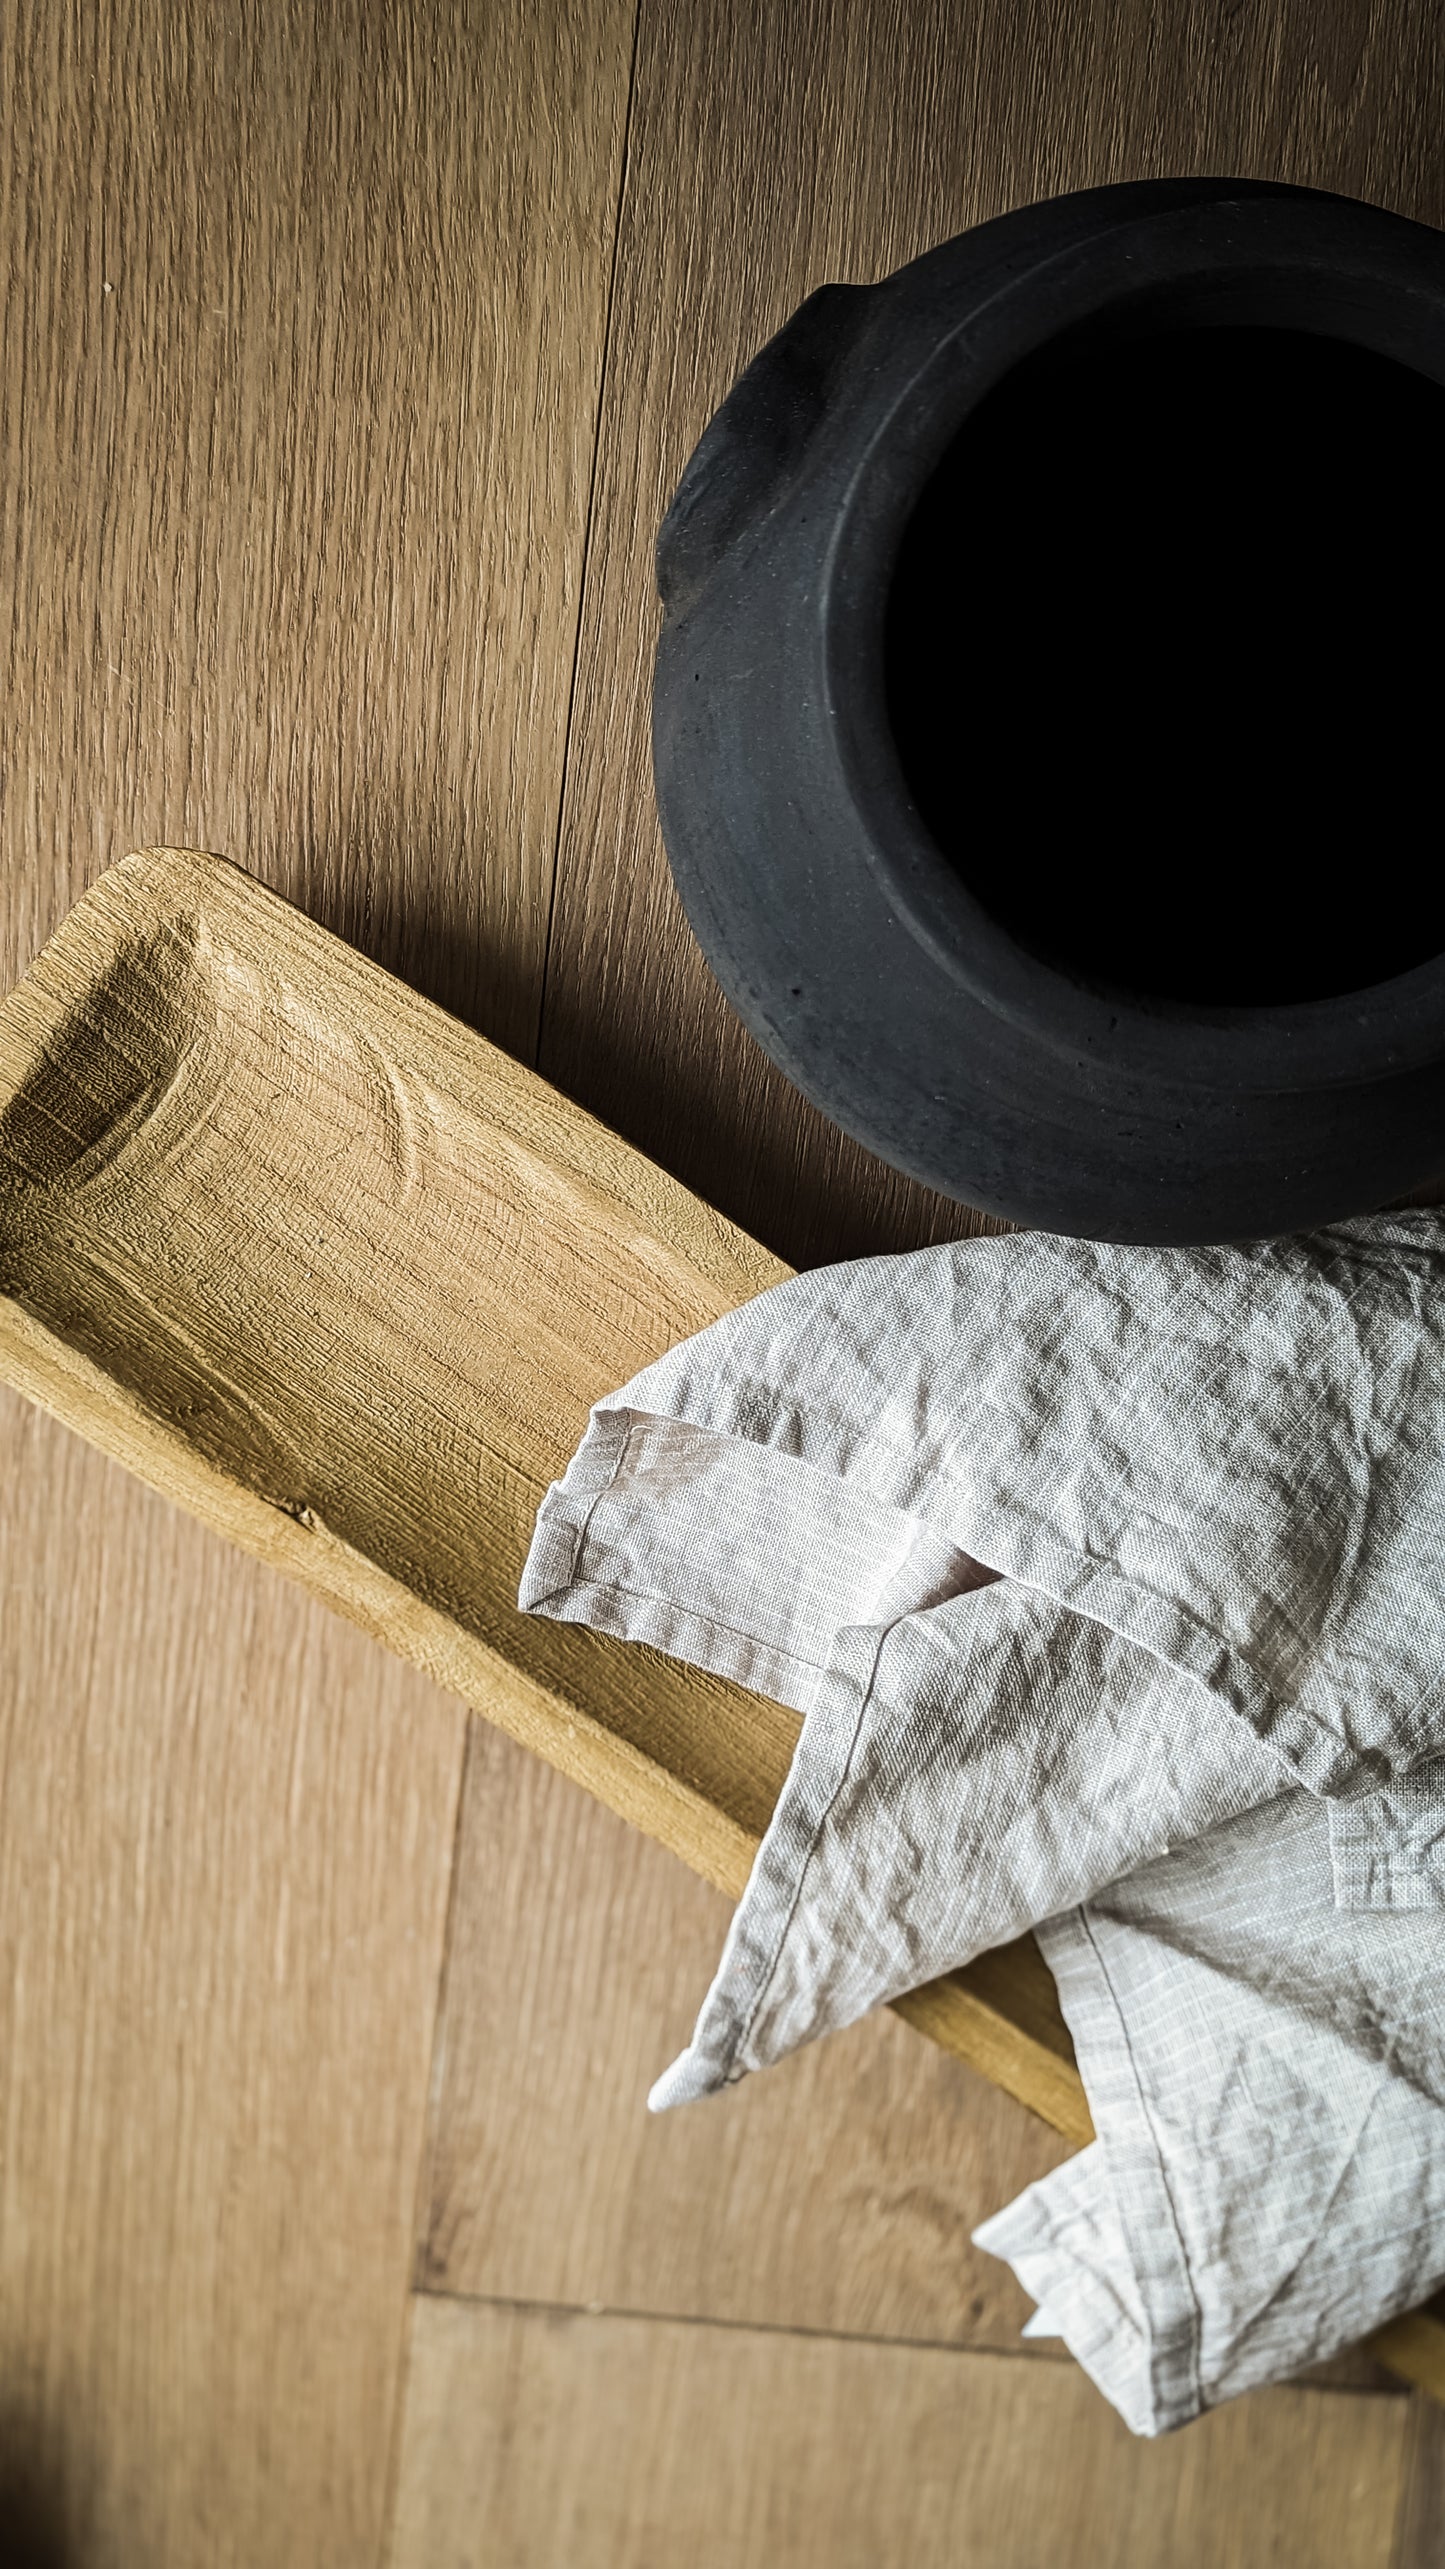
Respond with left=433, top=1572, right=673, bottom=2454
left=581, top=1397, right=1365, bottom=1784
left=1075, top=1908, right=1205, bottom=2428
left=536, top=1570, right=831, bottom=1677
left=939, top=1504, right=1363, bottom=1785
left=727, top=1621, right=896, bottom=2072
left=516, top=1532, right=577, bottom=1613
left=519, top=1410, right=635, bottom=1608
left=570, top=1412, right=640, bottom=1578
left=681, top=1401, right=1293, bottom=1695
left=702, top=1401, right=1385, bottom=1791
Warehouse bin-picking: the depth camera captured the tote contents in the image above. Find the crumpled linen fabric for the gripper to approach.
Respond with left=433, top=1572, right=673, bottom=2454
left=977, top=1794, right=1445, bottom=2431
left=519, top=1214, right=1445, bottom=2433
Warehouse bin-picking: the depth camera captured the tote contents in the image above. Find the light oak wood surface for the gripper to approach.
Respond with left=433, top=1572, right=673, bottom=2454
left=387, top=2293, right=1414, bottom=2569
left=1, top=3, right=634, bottom=2557
left=0, top=1385, right=467, bottom=2563
left=2, top=0, right=635, bottom=1052
left=420, top=1719, right=1073, bottom=2351
left=1394, top=2393, right=1445, bottom=2569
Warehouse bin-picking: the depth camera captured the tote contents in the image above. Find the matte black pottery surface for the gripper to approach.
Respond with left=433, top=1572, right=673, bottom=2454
left=652, top=178, right=1445, bottom=1243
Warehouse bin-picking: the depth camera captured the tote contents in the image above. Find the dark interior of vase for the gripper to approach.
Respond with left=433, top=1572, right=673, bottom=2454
left=885, top=318, right=1445, bottom=1006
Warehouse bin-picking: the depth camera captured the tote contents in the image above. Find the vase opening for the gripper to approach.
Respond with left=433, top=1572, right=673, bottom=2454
left=885, top=319, right=1445, bottom=1008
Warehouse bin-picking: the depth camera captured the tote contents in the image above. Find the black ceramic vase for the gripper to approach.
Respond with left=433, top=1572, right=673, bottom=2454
left=652, top=178, right=1445, bottom=1242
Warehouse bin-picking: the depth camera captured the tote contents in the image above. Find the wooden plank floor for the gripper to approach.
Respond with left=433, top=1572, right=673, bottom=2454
left=1, top=3, right=634, bottom=2561
left=5, top=0, right=1445, bottom=2561
left=0, top=1388, right=468, bottom=2564
left=388, top=2298, right=1413, bottom=2569
left=420, top=1724, right=1072, bottom=2350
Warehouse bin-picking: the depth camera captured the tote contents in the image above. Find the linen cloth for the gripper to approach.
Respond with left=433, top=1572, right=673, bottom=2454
left=977, top=1794, right=1445, bottom=2429
left=519, top=1214, right=1445, bottom=2431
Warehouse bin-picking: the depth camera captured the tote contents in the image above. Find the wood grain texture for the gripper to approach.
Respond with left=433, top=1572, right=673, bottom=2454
left=1371, top=2302, right=1445, bottom=2406
left=0, top=846, right=1082, bottom=2134
left=1393, top=2390, right=1445, bottom=2569
left=0, top=0, right=636, bottom=1052
left=387, top=2293, right=1414, bottom=2569
left=420, top=1718, right=1072, bottom=2349
left=0, top=1385, right=467, bottom=2567
left=1, top=6, right=635, bottom=2554
left=541, top=0, right=1445, bottom=1272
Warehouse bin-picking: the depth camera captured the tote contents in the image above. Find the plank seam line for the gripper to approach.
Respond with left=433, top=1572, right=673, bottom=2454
left=407, top=2287, right=1404, bottom=2393
left=376, top=1707, right=477, bottom=2569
